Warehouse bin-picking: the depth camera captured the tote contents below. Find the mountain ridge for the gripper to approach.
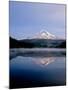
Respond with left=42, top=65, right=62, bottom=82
left=10, top=37, right=66, bottom=48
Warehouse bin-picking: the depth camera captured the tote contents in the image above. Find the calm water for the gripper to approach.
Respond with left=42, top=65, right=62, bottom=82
left=10, top=48, right=66, bottom=89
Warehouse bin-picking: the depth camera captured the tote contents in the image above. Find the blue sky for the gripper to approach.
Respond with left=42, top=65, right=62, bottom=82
left=9, top=1, right=66, bottom=40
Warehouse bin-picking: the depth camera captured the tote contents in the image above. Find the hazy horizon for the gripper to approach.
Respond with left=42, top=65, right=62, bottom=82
left=9, top=1, right=66, bottom=40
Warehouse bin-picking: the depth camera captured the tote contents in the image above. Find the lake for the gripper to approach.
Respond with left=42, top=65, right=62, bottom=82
left=10, top=48, right=66, bottom=89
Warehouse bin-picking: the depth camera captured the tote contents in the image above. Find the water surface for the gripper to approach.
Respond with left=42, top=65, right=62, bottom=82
left=10, top=48, right=66, bottom=89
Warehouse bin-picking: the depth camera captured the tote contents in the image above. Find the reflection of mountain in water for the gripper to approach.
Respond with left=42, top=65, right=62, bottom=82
left=33, top=57, right=55, bottom=67
left=10, top=48, right=65, bottom=66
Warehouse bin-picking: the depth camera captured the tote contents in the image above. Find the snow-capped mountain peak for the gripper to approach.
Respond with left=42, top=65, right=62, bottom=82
left=33, top=30, right=56, bottom=39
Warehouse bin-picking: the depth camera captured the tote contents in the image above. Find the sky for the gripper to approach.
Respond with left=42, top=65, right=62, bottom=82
left=9, top=1, right=66, bottom=40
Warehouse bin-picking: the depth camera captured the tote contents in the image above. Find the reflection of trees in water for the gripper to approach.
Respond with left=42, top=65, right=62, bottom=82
left=10, top=48, right=66, bottom=60
left=33, top=57, right=55, bottom=67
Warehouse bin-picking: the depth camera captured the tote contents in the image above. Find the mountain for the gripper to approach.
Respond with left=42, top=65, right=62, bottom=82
left=10, top=37, right=19, bottom=48
left=32, top=31, right=56, bottom=39
left=10, top=37, right=66, bottom=48
left=10, top=37, right=35, bottom=48
left=10, top=29, right=65, bottom=48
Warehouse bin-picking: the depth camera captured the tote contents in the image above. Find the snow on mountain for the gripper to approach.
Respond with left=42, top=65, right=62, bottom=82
left=32, top=30, right=56, bottom=39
